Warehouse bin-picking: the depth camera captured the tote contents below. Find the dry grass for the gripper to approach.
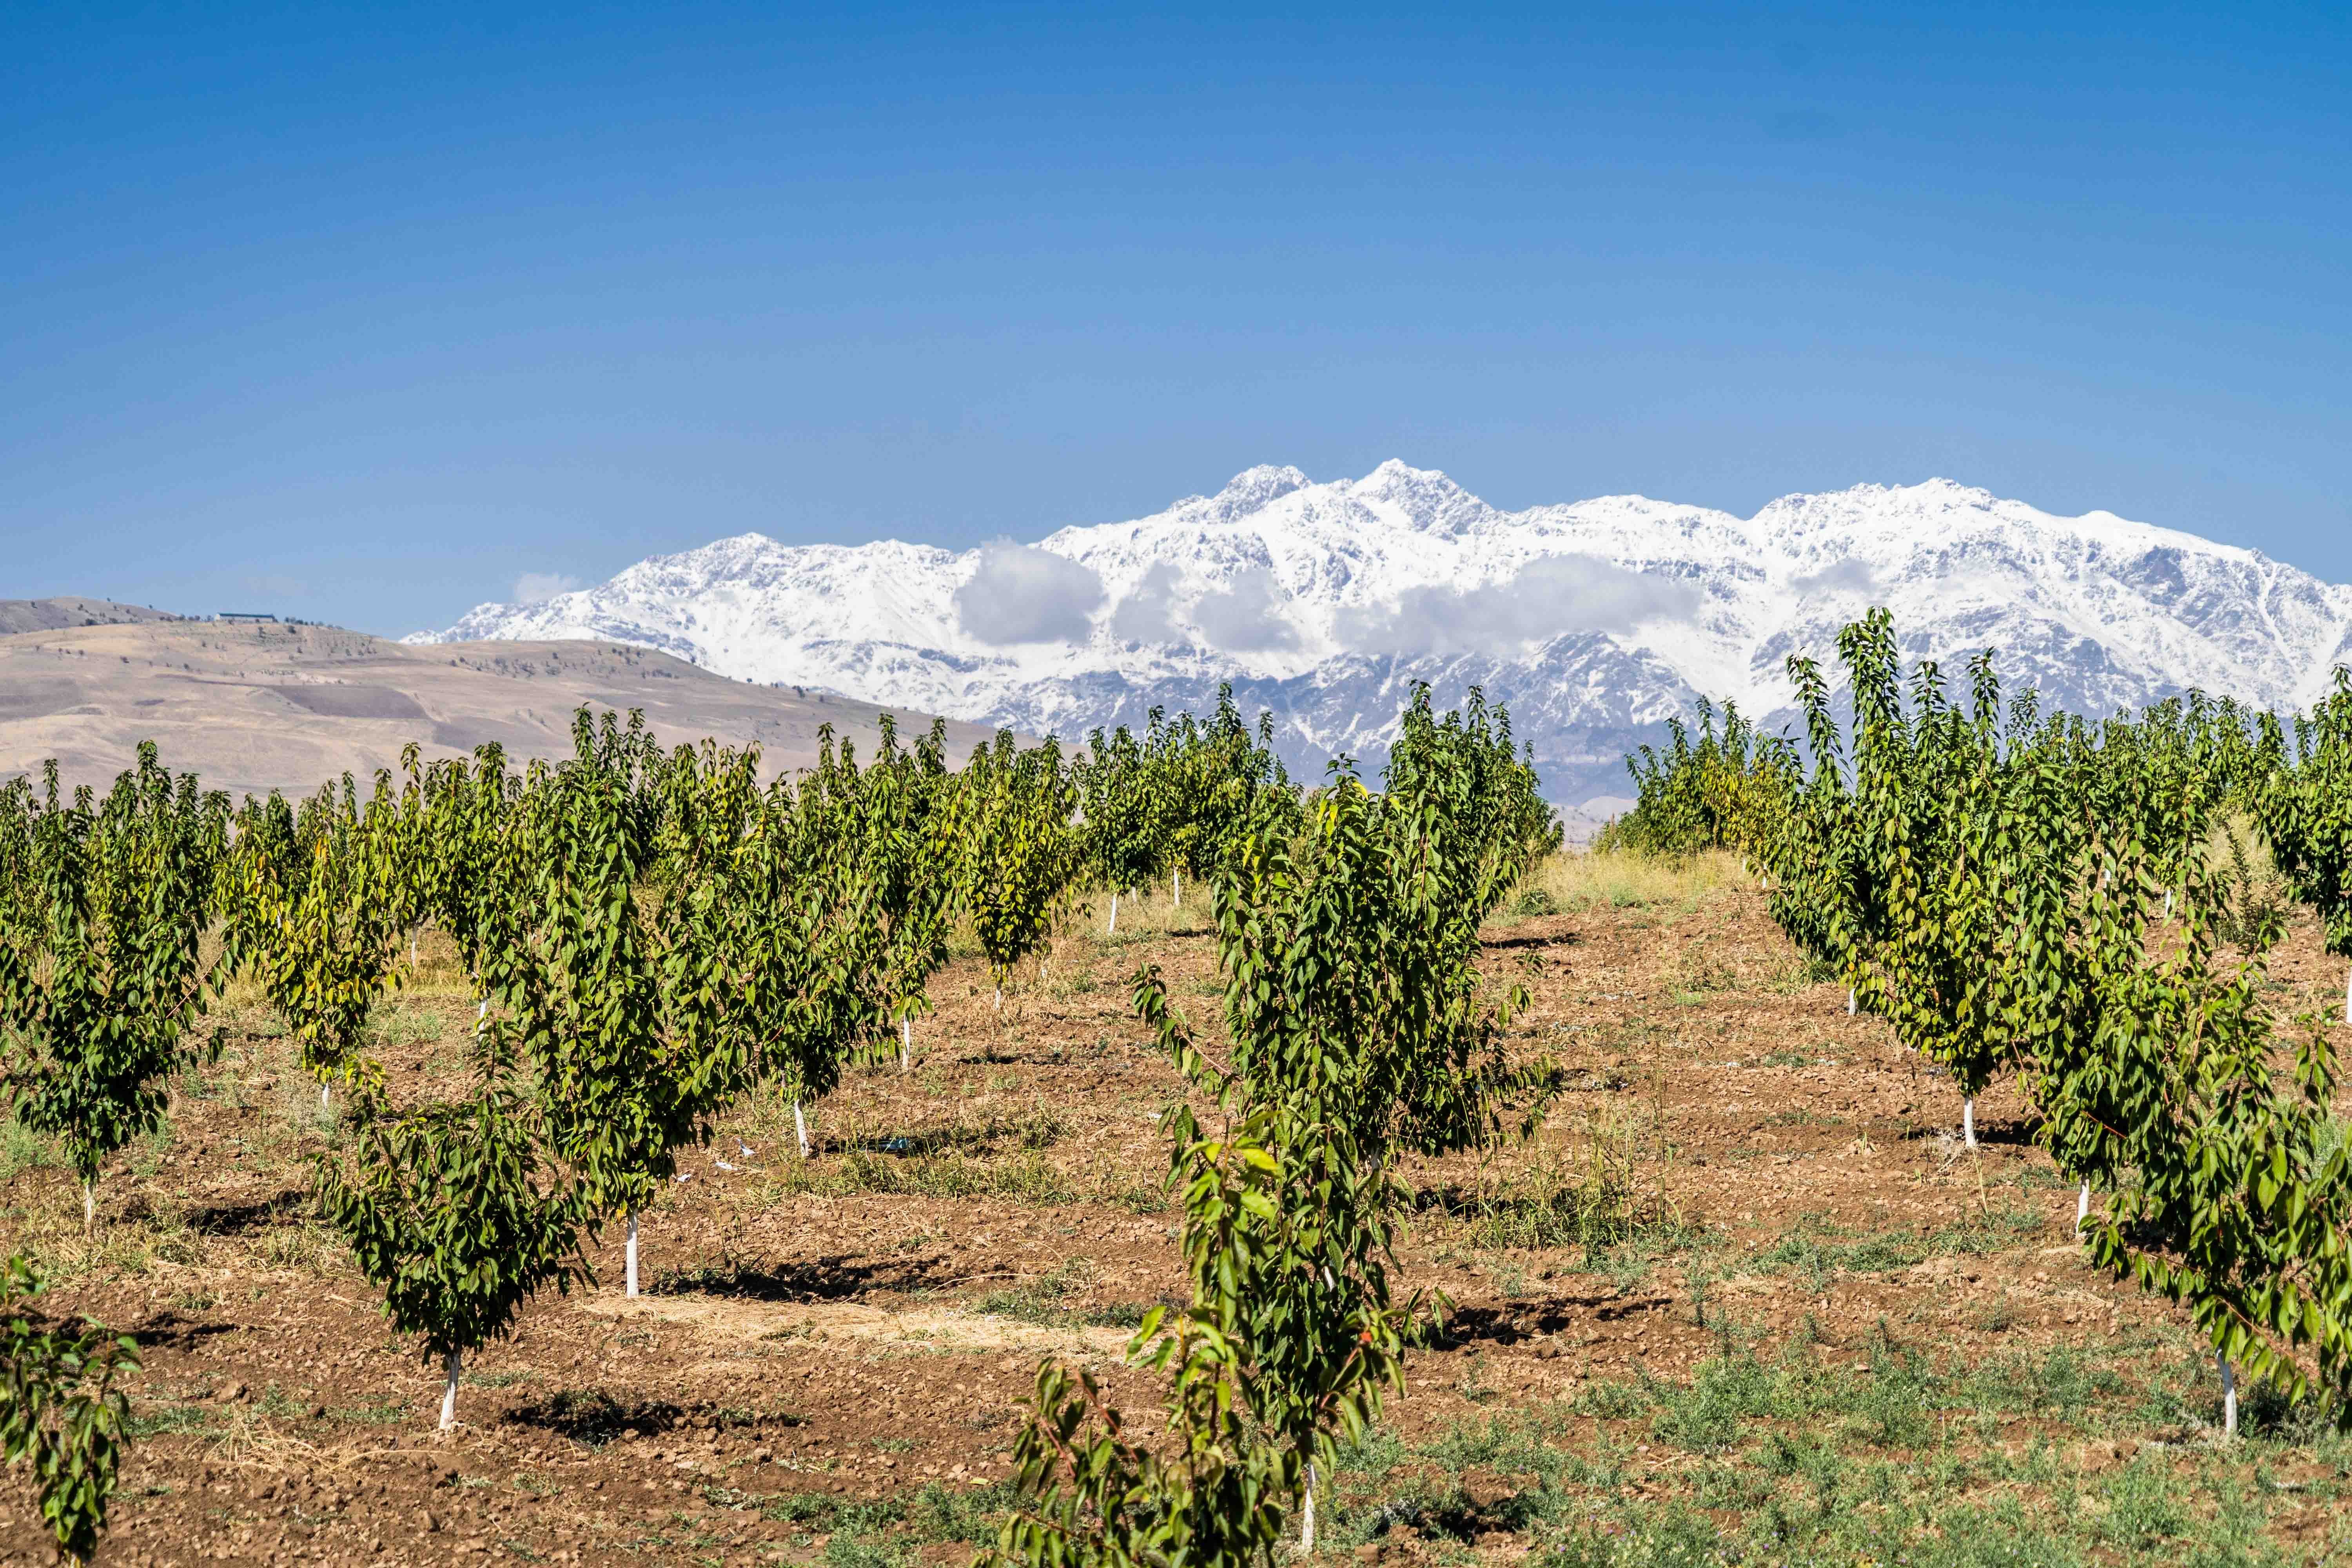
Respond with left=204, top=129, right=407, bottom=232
left=1508, top=846, right=1745, bottom=918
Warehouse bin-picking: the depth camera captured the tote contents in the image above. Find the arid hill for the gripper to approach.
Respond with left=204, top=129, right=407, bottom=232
left=0, top=601, right=996, bottom=800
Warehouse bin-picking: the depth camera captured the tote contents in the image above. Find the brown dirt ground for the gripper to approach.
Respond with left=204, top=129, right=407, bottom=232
left=2, top=867, right=2347, bottom=1565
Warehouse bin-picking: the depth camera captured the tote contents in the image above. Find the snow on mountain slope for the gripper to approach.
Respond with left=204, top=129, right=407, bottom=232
left=411, top=464, right=2352, bottom=801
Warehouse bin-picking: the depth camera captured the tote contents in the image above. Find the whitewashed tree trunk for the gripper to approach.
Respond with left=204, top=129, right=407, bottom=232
left=2220, top=1355, right=2238, bottom=1436
left=1962, top=1096, right=1977, bottom=1149
left=1172, top=870, right=1181, bottom=908
left=625, top=1213, right=639, bottom=1299
left=2164, top=888, right=2174, bottom=920
left=794, top=1102, right=811, bottom=1159
left=80, top=1180, right=94, bottom=1234
left=321, top=1082, right=331, bottom=1111
left=1105, top=891, right=1118, bottom=937
left=993, top=984, right=1003, bottom=1011
left=1847, top=986, right=1857, bottom=1016
left=439, top=1349, right=461, bottom=1431
left=2076, top=1180, right=2091, bottom=1237
left=900, top=1017, right=913, bottom=1073
left=1301, top=1460, right=1317, bottom=1551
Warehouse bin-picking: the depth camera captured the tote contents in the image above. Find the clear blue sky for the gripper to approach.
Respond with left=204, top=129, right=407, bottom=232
left=5, top=2, right=2347, bottom=635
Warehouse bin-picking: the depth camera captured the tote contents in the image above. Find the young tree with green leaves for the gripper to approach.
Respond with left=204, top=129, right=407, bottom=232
left=225, top=769, right=419, bottom=1109
left=0, top=1256, right=139, bottom=1566
left=500, top=715, right=744, bottom=1298
left=955, top=733, right=1078, bottom=1006
left=2253, top=669, right=2352, bottom=1024
left=316, top=1065, right=588, bottom=1430
left=991, top=731, right=1552, bottom=1564
left=2078, top=851, right=2352, bottom=1436
left=0, top=748, right=229, bottom=1231
left=1078, top=724, right=1157, bottom=938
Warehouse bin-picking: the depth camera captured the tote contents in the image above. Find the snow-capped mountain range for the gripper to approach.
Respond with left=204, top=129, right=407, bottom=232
left=410, top=462, right=2352, bottom=804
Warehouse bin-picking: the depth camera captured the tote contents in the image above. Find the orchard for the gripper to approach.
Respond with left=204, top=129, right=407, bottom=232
left=0, top=642, right=2350, bottom=1565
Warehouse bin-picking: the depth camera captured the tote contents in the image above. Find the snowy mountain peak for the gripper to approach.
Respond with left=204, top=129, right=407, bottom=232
left=1198, top=464, right=1311, bottom=519
left=410, top=462, right=2352, bottom=802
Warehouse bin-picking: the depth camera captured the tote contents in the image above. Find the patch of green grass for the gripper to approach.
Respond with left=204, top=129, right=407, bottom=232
left=1757, top=1207, right=2046, bottom=1293
left=128, top=1401, right=211, bottom=1438
left=975, top=1256, right=1095, bottom=1324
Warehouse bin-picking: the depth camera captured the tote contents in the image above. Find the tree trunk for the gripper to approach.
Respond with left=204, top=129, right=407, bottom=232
left=2076, top=1180, right=2091, bottom=1238
left=1962, top=1096, right=1977, bottom=1150
left=993, top=984, right=1002, bottom=1011
left=80, top=1178, right=94, bottom=1235
left=900, top=1017, right=913, bottom=1074
left=2164, top=888, right=2174, bottom=920
left=1172, top=870, right=1181, bottom=908
left=1301, top=1459, right=1317, bottom=1551
left=794, top=1102, right=811, bottom=1160
left=2220, top=1354, right=2237, bottom=1437
left=1846, top=986, right=1857, bottom=1016
left=625, top=1213, right=639, bottom=1299
left=1106, top=891, right=1118, bottom=938
left=439, top=1348, right=461, bottom=1431
left=321, top=1081, right=331, bottom=1111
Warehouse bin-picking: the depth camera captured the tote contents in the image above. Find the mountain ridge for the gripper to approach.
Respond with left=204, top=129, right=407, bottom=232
left=411, top=465, right=2352, bottom=801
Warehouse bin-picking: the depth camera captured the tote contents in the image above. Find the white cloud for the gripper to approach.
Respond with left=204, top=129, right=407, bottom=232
left=1339, top=555, right=1695, bottom=656
left=1110, top=563, right=1183, bottom=644
left=514, top=572, right=584, bottom=606
left=1791, top=559, right=1878, bottom=597
left=1188, top=568, right=1299, bottom=653
left=954, top=543, right=1106, bottom=645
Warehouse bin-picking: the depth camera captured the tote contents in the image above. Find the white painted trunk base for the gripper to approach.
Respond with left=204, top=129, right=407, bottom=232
left=794, top=1103, right=811, bottom=1159
left=625, top=1213, right=639, bottom=1299
left=440, top=1349, right=461, bottom=1430
left=2220, top=1355, right=2238, bottom=1437
left=1963, top=1097, right=1977, bottom=1149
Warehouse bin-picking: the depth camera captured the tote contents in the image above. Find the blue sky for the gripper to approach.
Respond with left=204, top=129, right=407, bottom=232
left=4, top=2, right=2347, bottom=635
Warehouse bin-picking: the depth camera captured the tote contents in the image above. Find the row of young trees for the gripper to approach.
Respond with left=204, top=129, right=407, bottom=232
left=984, top=692, right=1559, bottom=1568
left=1617, top=608, right=2352, bottom=1435
left=0, top=683, right=1559, bottom=1562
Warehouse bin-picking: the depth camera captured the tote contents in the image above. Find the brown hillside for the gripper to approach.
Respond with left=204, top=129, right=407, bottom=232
left=0, top=612, right=996, bottom=800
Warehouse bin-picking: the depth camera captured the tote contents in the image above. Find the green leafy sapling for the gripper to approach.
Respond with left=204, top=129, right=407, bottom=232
left=0, top=748, right=229, bottom=1231
left=317, top=1062, right=589, bottom=1430
left=0, top=1256, right=139, bottom=1566
left=226, top=770, right=419, bottom=1109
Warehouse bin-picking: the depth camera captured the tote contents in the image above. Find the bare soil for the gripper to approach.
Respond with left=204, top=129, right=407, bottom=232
left=4, top=867, right=2348, bottom=1565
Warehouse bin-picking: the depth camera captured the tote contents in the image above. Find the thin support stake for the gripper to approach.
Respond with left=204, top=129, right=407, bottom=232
left=1302, top=1460, right=1317, bottom=1552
